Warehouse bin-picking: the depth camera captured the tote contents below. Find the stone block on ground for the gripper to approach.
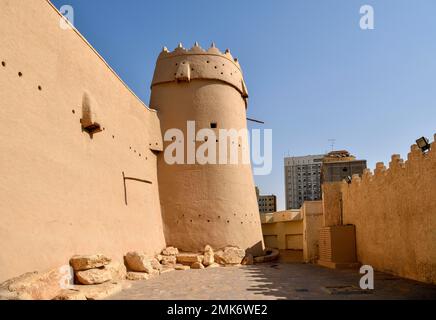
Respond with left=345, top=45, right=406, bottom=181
left=191, top=262, right=205, bottom=269
left=207, top=263, right=220, bottom=268
left=124, top=251, right=154, bottom=273
left=160, top=266, right=175, bottom=274
left=150, top=258, right=162, bottom=271
left=162, top=246, right=179, bottom=256
left=176, top=253, right=204, bottom=266
left=72, top=282, right=122, bottom=300
left=214, top=247, right=245, bottom=265
left=126, top=272, right=150, bottom=281
left=203, top=245, right=214, bottom=266
left=161, top=255, right=177, bottom=265
left=75, top=268, right=112, bottom=285
left=241, top=253, right=254, bottom=265
left=0, top=268, right=64, bottom=300
left=52, top=289, right=87, bottom=300
left=69, top=254, right=111, bottom=271
left=105, top=261, right=127, bottom=281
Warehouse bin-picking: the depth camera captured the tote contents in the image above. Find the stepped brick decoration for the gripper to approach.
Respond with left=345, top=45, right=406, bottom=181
left=341, top=134, right=436, bottom=284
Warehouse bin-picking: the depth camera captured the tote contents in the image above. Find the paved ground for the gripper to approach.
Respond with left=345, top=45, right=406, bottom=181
left=110, top=262, right=436, bottom=300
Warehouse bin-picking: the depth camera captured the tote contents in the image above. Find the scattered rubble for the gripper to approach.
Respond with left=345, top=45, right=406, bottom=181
left=124, top=251, right=155, bottom=273
left=126, top=272, right=150, bottom=281
left=69, top=254, right=111, bottom=271
left=203, top=245, right=214, bottom=266
left=214, top=246, right=246, bottom=265
left=162, top=246, right=179, bottom=256
left=191, top=262, right=205, bottom=269
left=1, top=245, right=261, bottom=300
left=75, top=268, right=112, bottom=285
left=174, top=264, right=190, bottom=271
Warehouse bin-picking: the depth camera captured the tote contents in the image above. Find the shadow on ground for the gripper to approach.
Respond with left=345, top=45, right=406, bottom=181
left=240, top=262, right=436, bottom=300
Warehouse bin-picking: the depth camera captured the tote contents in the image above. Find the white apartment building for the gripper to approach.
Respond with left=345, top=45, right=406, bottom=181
left=284, top=154, right=324, bottom=209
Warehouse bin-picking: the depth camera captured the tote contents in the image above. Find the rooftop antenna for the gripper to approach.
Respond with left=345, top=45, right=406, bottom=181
left=328, top=139, right=336, bottom=151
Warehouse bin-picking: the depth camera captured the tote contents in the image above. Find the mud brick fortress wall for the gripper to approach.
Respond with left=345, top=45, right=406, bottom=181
left=341, top=136, right=436, bottom=284
left=0, top=0, right=166, bottom=282
left=0, top=0, right=264, bottom=282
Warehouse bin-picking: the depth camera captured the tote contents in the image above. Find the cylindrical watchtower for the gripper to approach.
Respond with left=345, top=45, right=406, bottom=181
left=150, top=42, right=264, bottom=255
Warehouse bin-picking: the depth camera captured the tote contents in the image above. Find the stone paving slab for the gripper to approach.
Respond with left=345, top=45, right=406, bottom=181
left=108, top=263, right=436, bottom=300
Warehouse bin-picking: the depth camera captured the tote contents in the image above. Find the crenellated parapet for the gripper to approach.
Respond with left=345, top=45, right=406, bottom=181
left=151, top=42, right=248, bottom=102
left=342, top=133, right=436, bottom=191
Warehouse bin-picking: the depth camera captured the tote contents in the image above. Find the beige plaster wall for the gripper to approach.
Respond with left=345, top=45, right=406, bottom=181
left=321, top=182, right=343, bottom=227
left=301, top=201, right=323, bottom=263
left=341, top=138, right=436, bottom=284
left=261, top=211, right=303, bottom=250
left=0, top=0, right=166, bottom=282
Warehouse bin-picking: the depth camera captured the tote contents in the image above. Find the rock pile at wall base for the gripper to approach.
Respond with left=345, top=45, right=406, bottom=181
left=0, top=245, right=275, bottom=300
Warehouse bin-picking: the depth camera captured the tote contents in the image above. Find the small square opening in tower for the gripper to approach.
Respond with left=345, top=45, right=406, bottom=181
left=210, top=122, right=217, bottom=129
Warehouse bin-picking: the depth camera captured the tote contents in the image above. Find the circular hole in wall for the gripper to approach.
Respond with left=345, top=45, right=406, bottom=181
left=38, top=85, right=42, bottom=91
left=220, top=72, right=223, bottom=75
left=207, top=220, right=210, bottom=223
left=214, top=66, right=217, bottom=69
left=139, top=153, right=141, bottom=157
left=226, top=220, right=230, bottom=223
left=18, top=72, right=23, bottom=77
left=1, top=61, right=6, bottom=67
left=206, top=61, right=210, bottom=63
left=72, top=109, right=75, bottom=114
left=218, top=216, right=221, bottom=219
left=191, top=68, right=194, bottom=71
left=112, top=135, right=115, bottom=139
left=175, top=63, right=178, bottom=66
left=190, top=219, right=193, bottom=223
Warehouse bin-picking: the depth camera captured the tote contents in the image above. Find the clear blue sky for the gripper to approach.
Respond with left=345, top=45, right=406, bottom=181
left=52, top=0, right=436, bottom=210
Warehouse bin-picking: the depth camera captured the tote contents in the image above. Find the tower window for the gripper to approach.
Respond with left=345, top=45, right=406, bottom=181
left=210, top=122, right=217, bottom=129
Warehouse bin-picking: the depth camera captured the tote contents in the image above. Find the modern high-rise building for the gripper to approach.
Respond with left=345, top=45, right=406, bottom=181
left=284, top=154, right=324, bottom=209
left=258, top=194, right=277, bottom=213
